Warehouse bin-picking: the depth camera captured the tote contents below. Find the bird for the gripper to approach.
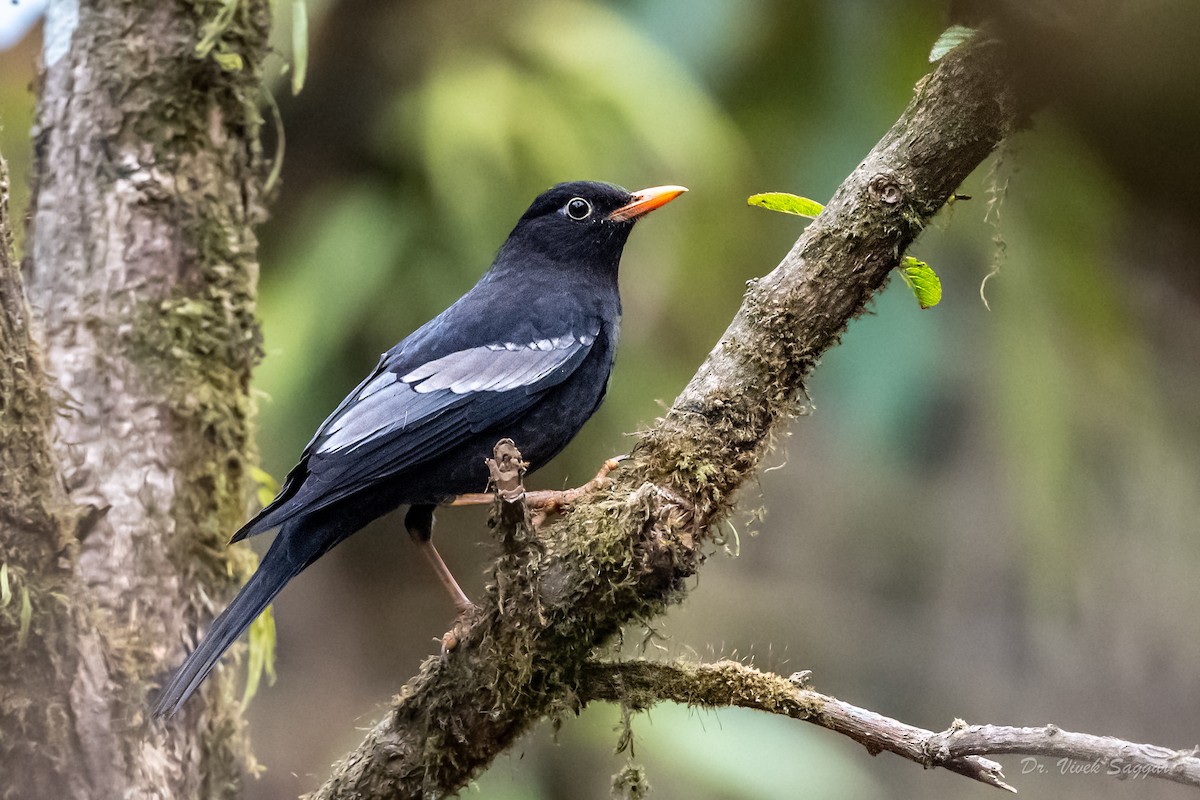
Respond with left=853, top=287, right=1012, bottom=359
left=153, top=180, right=686, bottom=717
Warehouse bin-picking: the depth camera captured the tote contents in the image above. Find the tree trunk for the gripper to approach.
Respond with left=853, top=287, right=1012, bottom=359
left=1, top=2, right=270, bottom=797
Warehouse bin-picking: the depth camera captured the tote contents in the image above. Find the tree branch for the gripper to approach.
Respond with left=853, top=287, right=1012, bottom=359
left=580, top=659, right=1200, bottom=793
left=0, top=142, right=68, bottom=557
left=312, top=36, right=1022, bottom=800
left=578, top=660, right=1014, bottom=792
left=927, top=724, right=1200, bottom=788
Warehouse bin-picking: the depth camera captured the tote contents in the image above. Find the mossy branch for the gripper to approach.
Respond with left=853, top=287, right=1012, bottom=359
left=0, top=153, right=69, bottom=538
left=579, top=660, right=1200, bottom=792
left=579, top=660, right=1014, bottom=791
left=312, top=37, right=1025, bottom=800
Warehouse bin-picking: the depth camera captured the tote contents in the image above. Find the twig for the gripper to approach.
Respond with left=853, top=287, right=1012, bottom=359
left=578, top=660, right=1016, bottom=792
left=580, top=660, right=1200, bottom=793
left=927, top=724, right=1200, bottom=789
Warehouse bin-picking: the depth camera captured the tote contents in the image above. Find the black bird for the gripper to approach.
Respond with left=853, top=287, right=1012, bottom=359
left=153, top=181, right=686, bottom=716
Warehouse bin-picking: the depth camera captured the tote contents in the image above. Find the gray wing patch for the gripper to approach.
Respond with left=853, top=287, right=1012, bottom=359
left=314, top=329, right=597, bottom=456
left=400, top=333, right=590, bottom=395
left=356, top=369, right=398, bottom=399
left=316, top=377, right=452, bottom=455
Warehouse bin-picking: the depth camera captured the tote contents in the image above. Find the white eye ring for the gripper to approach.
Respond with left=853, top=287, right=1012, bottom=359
left=565, top=197, right=592, bottom=220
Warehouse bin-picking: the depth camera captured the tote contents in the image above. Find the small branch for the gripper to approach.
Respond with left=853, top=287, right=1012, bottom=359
left=927, top=724, right=1200, bottom=789
left=485, top=439, right=542, bottom=621
left=580, top=660, right=1200, bottom=793
left=578, top=660, right=1014, bottom=792
left=0, top=150, right=67, bottom=534
left=484, top=438, right=529, bottom=503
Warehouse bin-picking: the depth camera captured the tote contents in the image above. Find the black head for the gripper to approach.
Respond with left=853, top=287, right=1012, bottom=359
left=496, top=181, right=686, bottom=276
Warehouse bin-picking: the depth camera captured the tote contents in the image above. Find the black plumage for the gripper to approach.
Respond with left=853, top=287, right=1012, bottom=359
left=153, top=180, right=685, bottom=716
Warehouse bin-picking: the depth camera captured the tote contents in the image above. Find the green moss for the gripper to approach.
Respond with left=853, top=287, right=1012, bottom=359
left=0, top=550, right=78, bottom=796
left=101, top=0, right=270, bottom=787
left=120, top=150, right=265, bottom=799
left=0, top=163, right=82, bottom=794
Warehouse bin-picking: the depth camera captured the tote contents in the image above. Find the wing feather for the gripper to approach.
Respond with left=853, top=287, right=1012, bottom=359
left=245, top=327, right=600, bottom=528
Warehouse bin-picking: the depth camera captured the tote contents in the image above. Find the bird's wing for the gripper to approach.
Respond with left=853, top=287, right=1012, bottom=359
left=235, top=322, right=600, bottom=538
left=315, top=333, right=594, bottom=456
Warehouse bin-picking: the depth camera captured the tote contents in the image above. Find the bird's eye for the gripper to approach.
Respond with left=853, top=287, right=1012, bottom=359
left=565, top=198, right=592, bottom=220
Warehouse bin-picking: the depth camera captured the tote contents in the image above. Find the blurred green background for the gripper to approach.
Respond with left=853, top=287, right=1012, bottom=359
left=3, top=1, right=1198, bottom=798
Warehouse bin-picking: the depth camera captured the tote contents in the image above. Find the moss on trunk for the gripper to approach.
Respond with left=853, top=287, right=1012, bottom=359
left=1, top=2, right=273, bottom=797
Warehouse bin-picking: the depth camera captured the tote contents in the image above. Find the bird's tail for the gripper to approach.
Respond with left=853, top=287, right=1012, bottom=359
left=152, top=521, right=320, bottom=718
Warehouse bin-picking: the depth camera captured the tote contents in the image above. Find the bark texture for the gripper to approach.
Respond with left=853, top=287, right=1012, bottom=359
left=1, top=2, right=271, bottom=798
left=312, top=36, right=1019, bottom=800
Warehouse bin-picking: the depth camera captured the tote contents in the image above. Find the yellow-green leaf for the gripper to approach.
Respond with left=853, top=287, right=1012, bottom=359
left=0, top=563, right=10, bottom=608
left=899, top=256, right=943, bottom=309
left=747, top=192, right=825, bottom=219
left=291, top=0, right=308, bottom=95
left=212, top=50, right=244, bottom=72
left=17, top=586, right=31, bottom=648
left=251, top=466, right=281, bottom=509
left=264, top=86, right=286, bottom=196
left=241, top=604, right=277, bottom=710
left=930, top=25, right=976, bottom=62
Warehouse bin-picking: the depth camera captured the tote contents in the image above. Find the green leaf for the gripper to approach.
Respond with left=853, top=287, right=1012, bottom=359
left=251, top=466, right=281, bottom=509
left=291, top=0, right=308, bottom=95
left=263, top=86, right=285, bottom=195
left=0, top=563, right=10, bottom=608
left=241, top=604, right=277, bottom=710
left=17, top=586, right=31, bottom=648
left=899, top=256, right=943, bottom=309
left=747, top=193, right=826, bottom=218
left=212, top=50, right=244, bottom=72
left=929, top=25, right=976, bottom=62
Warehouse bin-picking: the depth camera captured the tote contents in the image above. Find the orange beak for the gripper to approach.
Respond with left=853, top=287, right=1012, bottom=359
left=607, top=185, right=688, bottom=222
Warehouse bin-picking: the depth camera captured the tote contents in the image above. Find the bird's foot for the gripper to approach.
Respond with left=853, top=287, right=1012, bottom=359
left=439, top=604, right=478, bottom=655
left=439, top=587, right=479, bottom=656
left=524, top=454, right=627, bottom=525
left=449, top=454, right=626, bottom=525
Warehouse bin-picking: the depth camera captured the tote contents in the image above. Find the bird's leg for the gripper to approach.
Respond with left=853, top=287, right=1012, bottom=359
left=404, top=503, right=473, bottom=614
left=418, top=541, right=474, bottom=614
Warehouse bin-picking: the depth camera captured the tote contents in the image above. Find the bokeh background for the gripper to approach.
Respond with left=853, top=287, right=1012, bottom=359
left=2, top=1, right=1198, bottom=798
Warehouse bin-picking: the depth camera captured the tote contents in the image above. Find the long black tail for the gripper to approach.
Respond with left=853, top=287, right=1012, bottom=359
left=153, top=521, right=320, bottom=717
